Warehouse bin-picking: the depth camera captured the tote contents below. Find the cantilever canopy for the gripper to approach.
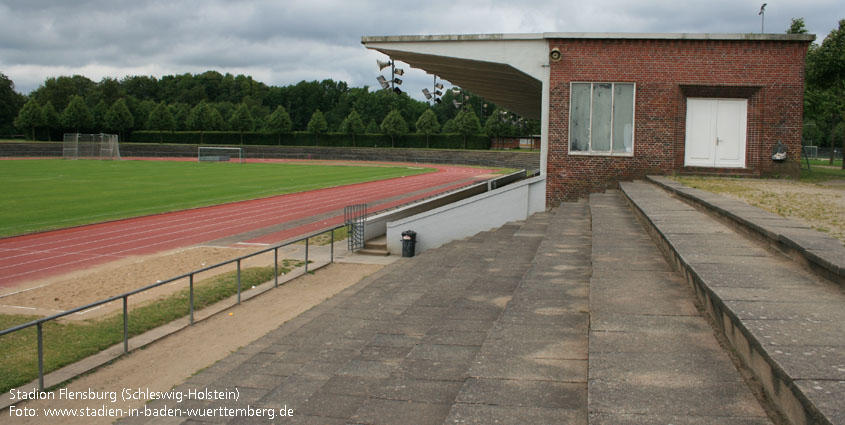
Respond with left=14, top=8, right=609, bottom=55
left=361, top=34, right=548, bottom=120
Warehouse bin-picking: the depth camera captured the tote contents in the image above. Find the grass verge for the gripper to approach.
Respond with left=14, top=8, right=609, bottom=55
left=0, top=258, right=305, bottom=394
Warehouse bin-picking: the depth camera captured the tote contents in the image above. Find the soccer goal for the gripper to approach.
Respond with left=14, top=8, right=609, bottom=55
left=63, top=133, right=121, bottom=160
left=198, top=146, right=245, bottom=163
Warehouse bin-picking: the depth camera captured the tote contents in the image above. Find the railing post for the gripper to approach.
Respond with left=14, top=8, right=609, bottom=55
left=274, top=248, right=279, bottom=288
left=305, top=237, right=309, bottom=274
left=237, top=259, right=242, bottom=304
left=37, top=322, right=44, bottom=390
left=330, top=229, right=334, bottom=263
left=189, top=274, right=194, bottom=325
left=123, top=296, right=128, bottom=354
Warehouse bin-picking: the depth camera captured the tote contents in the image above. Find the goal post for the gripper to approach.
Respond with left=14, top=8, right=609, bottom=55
left=63, top=133, right=121, bottom=160
left=198, top=146, right=244, bottom=163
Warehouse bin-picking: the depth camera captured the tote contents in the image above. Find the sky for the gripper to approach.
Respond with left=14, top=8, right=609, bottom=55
left=0, top=0, right=842, bottom=101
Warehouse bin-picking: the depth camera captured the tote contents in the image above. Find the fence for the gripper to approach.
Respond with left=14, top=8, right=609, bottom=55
left=0, top=225, right=343, bottom=392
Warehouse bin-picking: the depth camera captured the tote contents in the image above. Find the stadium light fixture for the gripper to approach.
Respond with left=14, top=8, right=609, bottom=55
left=759, top=3, right=766, bottom=33
left=376, top=58, right=405, bottom=95
left=376, top=75, right=390, bottom=90
left=422, top=88, right=432, bottom=100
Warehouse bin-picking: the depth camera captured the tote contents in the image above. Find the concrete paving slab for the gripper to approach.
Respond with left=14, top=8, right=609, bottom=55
left=588, top=379, right=768, bottom=418
left=456, top=377, right=587, bottom=409
left=794, top=380, right=845, bottom=424
left=445, top=403, right=586, bottom=425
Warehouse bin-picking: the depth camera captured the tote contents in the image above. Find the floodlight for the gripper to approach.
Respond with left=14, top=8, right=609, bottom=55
left=434, top=83, right=444, bottom=90
left=434, top=90, right=442, bottom=96
left=393, top=78, right=403, bottom=85
left=434, top=98, right=442, bottom=104
left=377, top=59, right=392, bottom=71
left=759, top=3, right=766, bottom=15
left=394, top=68, right=404, bottom=76
left=422, top=88, right=432, bottom=100
left=394, top=87, right=403, bottom=95
left=451, top=88, right=461, bottom=95
left=452, top=99, right=461, bottom=109
left=376, top=75, right=389, bottom=89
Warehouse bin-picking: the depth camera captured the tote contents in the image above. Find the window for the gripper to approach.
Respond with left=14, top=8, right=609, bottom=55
left=569, top=82, right=635, bottom=155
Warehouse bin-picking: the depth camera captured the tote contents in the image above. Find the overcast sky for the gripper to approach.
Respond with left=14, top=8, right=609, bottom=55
left=1, top=0, right=841, bottom=100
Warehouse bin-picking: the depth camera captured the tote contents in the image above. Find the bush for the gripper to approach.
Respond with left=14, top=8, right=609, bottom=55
left=130, top=131, right=492, bottom=150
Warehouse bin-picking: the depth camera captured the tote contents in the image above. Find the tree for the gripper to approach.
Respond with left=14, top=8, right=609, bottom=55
left=14, top=99, right=42, bottom=140
left=380, top=109, right=408, bottom=148
left=147, top=101, right=176, bottom=143
left=187, top=101, right=213, bottom=144
left=41, top=102, right=60, bottom=141
left=484, top=109, right=508, bottom=148
left=105, top=98, right=135, bottom=141
left=805, top=19, right=845, bottom=164
left=61, top=95, right=94, bottom=134
left=786, top=17, right=808, bottom=34
left=307, top=109, right=328, bottom=145
left=339, top=110, right=365, bottom=146
left=266, top=105, right=292, bottom=145
left=415, top=109, right=441, bottom=148
left=0, top=73, right=25, bottom=135
left=454, top=105, right=483, bottom=149
left=229, top=103, right=254, bottom=144
left=209, top=107, right=227, bottom=131
left=365, top=119, right=380, bottom=134
left=92, top=100, right=108, bottom=131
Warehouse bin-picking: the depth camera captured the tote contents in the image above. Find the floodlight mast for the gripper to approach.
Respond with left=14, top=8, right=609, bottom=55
left=759, top=3, right=767, bottom=33
left=376, top=58, right=404, bottom=95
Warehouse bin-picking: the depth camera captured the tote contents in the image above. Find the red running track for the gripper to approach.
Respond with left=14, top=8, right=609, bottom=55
left=0, top=161, right=491, bottom=288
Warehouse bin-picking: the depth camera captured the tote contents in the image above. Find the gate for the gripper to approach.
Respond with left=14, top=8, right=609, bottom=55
left=344, top=204, right=367, bottom=251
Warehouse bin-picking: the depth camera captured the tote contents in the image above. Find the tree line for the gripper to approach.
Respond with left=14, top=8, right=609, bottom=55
left=788, top=18, right=845, bottom=155
left=2, top=18, right=841, bottom=150
left=2, top=70, right=538, bottom=145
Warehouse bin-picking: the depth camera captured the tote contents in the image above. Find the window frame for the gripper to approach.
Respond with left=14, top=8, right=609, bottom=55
left=568, top=82, right=637, bottom=157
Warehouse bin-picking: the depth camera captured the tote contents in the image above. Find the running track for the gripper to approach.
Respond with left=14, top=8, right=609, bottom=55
left=0, top=160, right=492, bottom=288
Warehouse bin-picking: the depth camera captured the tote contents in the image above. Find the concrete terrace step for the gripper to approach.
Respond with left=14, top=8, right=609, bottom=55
left=647, top=175, right=845, bottom=286
left=119, top=209, right=569, bottom=425
left=587, top=191, right=772, bottom=424
left=620, top=180, right=845, bottom=425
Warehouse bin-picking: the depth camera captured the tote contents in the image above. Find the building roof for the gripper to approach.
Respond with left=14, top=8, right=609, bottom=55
left=361, top=32, right=814, bottom=120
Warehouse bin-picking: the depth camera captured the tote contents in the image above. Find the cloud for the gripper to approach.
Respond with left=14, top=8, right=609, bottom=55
left=0, top=0, right=841, bottom=97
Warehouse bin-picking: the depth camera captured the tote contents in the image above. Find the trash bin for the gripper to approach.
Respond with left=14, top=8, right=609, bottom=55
left=401, top=230, right=417, bottom=258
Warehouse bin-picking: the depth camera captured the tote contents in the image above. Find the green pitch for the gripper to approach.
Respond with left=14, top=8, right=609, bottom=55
left=0, top=159, right=433, bottom=237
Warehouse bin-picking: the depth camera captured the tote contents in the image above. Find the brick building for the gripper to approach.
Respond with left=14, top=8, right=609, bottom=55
left=362, top=33, right=814, bottom=206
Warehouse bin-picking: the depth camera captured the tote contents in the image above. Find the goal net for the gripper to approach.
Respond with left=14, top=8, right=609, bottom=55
left=63, top=133, right=121, bottom=160
left=198, top=146, right=244, bottom=163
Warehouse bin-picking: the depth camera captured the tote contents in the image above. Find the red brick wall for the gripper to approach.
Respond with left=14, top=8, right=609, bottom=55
left=546, top=38, right=809, bottom=203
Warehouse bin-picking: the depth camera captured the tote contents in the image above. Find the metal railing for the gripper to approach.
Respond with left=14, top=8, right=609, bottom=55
left=0, top=224, right=344, bottom=391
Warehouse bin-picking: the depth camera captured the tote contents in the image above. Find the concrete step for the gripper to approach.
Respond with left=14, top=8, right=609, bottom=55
left=358, top=235, right=389, bottom=256
left=621, top=180, right=845, bottom=425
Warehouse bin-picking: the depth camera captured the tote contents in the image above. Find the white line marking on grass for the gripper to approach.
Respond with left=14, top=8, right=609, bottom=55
left=235, top=242, right=270, bottom=246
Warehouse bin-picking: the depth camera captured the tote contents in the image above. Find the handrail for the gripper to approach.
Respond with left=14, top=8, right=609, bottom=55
left=0, top=223, right=345, bottom=390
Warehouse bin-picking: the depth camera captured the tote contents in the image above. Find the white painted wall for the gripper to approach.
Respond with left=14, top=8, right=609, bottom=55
left=386, top=176, right=546, bottom=255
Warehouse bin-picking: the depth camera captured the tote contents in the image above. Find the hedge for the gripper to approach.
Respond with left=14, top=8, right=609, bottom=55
left=130, top=131, right=491, bottom=150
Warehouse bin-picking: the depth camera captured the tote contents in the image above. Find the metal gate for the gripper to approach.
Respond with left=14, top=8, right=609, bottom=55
left=344, top=204, right=367, bottom=251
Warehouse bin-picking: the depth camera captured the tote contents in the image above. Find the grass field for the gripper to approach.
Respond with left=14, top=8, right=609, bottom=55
left=0, top=159, right=433, bottom=237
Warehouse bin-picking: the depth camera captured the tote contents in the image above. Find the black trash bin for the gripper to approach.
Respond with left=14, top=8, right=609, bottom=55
left=401, top=230, right=417, bottom=258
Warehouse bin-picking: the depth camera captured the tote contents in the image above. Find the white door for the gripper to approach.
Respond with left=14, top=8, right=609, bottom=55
left=684, top=98, right=747, bottom=168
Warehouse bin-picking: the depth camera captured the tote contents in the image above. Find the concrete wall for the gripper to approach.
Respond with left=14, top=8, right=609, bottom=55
left=364, top=170, right=529, bottom=242
left=385, top=176, right=546, bottom=255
